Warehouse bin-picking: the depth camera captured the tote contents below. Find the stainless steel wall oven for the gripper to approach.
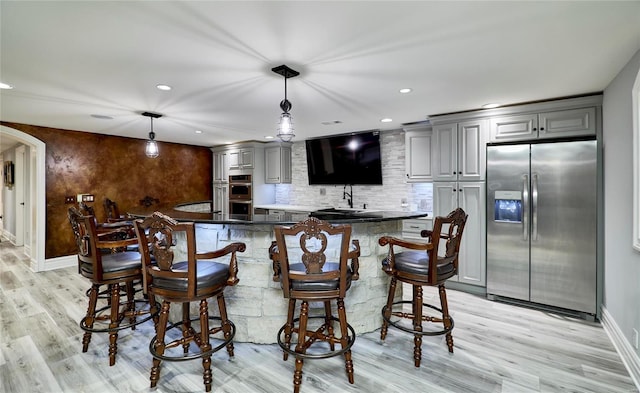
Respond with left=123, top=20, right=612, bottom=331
left=229, top=174, right=252, bottom=218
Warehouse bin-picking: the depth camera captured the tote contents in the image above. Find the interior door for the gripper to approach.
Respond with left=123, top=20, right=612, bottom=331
left=15, top=146, right=25, bottom=246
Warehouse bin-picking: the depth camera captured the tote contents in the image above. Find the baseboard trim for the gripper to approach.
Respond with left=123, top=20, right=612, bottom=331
left=601, top=306, right=640, bottom=390
left=43, top=255, right=76, bottom=271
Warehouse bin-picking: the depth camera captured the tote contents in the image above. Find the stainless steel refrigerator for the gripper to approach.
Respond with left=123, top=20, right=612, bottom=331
left=486, top=140, right=597, bottom=315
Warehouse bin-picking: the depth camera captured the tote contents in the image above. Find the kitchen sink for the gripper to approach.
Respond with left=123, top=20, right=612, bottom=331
left=310, top=207, right=382, bottom=220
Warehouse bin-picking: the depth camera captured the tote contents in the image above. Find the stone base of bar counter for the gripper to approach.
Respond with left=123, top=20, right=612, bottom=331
left=181, top=220, right=402, bottom=344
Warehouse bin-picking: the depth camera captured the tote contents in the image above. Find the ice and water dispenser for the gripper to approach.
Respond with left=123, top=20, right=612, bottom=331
left=493, top=190, right=522, bottom=223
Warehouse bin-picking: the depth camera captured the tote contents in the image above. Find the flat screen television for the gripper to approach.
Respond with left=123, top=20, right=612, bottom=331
left=305, top=131, right=383, bottom=185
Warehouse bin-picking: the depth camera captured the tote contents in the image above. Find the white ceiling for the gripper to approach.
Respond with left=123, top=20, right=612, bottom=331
left=1, top=1, right=640, bottom=153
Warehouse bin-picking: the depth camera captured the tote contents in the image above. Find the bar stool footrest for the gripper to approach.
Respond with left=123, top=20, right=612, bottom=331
left=382, top=300, right=454, bottom=337
left=277, top=315, right=356, bottom=360
left=149, top=316, right=236, bottom=362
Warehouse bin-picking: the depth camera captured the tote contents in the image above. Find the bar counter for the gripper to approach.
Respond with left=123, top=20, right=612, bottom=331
left=128, top=202, right=429, bottom=343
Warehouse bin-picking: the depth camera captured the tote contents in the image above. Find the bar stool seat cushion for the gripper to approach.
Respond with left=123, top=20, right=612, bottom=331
left=152, top=261, right=229, bottom=292
left=80, top=251, right=142, bottom=275
left=382, top=251, right=456, bottom=280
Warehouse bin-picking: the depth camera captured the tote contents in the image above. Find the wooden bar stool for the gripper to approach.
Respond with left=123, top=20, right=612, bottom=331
left=270, top=217, right=361, bottom=393
left=378, top=208, right=467, bottom=367
left=67, top=206, right=155, bottom=366
left=134, top=212, right=245, bottom=392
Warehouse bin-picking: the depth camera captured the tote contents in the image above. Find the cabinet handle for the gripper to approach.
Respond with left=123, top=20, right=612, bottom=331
left=540, top=127, right=545, bottom=131
left=406, top=174, right=409, bottom=178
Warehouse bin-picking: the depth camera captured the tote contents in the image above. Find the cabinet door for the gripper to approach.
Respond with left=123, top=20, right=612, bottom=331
left=405, top=129, right=433, bottom=181
left=433, top=182, right=457, bottom=217
left=456, top=182, right=486, bottom=286
left=265, top=146, right=292, bottom=184
left=489, top=114, right=538, bottom=142
left=212, top=184, right=228, bottom=215
left=538, top=107, right=596, bottom=139
left=280, top=146, right=292, bottom=183
left=265, top=147, right=281, bottom=183
left=212, top=152, right=228, bottom=183
left=432, top=123, right=457, bottom=181
left=458, top=119, right=487, bottom=181
left=228, top=150, right=240, bottom=170
left=240, top=149, right=254, bottom=169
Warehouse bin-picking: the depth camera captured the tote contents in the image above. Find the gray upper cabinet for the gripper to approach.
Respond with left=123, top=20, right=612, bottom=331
left=490, top=107, right=596, bottom=142
left=228, top=148, right=254, bottom=170
left=265, top=144, right=292, bottom=184
left=404, top=126, right=433, bottom=182
left=432, top=119, right=487, bottom=182
left=539, top=107, right=597, bottom=139
left=212, top=149, right=229, bottom=183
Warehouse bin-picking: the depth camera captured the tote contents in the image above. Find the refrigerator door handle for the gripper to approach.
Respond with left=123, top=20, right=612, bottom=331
left=523, top=174, right=529, bottom=241
left=532, top=173, right=539, bottom=241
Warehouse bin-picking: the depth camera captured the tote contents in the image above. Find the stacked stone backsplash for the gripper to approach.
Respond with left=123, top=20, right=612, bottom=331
left=274, top=129, right=432, bottom=213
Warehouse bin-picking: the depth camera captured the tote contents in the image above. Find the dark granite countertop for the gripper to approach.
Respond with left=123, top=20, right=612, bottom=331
left=127, top=202, right=429, bottom=225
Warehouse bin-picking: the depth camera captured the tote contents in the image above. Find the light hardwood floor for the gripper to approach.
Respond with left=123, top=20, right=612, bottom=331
left=1, top=240, right=637, bottom=393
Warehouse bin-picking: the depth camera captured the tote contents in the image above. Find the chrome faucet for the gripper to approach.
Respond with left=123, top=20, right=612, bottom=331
left=343, top=185, right=353, bottom=208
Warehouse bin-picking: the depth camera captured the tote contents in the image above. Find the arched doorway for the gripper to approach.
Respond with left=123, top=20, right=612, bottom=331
left=0, top=126, right=46, bottom=271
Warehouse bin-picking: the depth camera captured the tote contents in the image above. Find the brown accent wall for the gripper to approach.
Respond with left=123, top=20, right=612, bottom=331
left=1, top=122, right=212, bottom=259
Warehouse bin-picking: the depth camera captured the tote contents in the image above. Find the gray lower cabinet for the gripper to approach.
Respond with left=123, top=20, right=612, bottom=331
left=212, top=183, right=227, bottom=215
left=433, top=181, right=486, bottom=287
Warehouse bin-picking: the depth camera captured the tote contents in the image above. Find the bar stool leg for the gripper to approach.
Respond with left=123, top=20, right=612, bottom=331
left=217, top=293, right=235, bottom=358
left=283, top=298, right=296, bottom=361
left=324, top=301, right=335, bottom=351
left=199, top=299, right=213, bottom=392
left=108, top=283, right=120, bottom=366
left=413, top=285, right=423, bottom=368
left=181, top=302, right=191, bottom=354
left=381, top=277, right=397, bottom=341
left=150, top=300, right=170, bottom=388
left=293, top=301, right=309, bottom=393
left=82, top=284, right=99, bottom=352
left=338, top=298, right=354, bottom=384
left=125, top=281, right=136, bottom=329
left=439, top=284, right=454, bottom=353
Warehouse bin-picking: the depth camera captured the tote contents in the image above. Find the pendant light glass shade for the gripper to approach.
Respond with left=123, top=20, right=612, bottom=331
left=271, top=65, right=299, bottom=142
left=142, top=112, right=162, bottom=158
left=277, top=112, right=294, bottom=142
left=145, top=133, right=159, bottom=158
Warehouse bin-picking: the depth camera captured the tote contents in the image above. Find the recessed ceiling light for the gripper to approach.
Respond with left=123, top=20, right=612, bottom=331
left=195, top=130, right=203, bottom=134
left=156, top=84, right=172, bottom=91
left=0, top=82, right=14, bottom=89
left=381, top=118, right=393, bottom=123
left=264, top=135, right=275, bottom=139
left=482, top=103, right=501, bottom=109
left=90, top=114, right=113, bottom=120
left=399, top=88, right=412, bottom=94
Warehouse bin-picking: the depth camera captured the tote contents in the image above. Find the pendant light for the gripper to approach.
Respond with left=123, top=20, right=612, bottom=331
left=272, top=64, right=299, bottom=142
left=142, top=111, right=162, bottom=158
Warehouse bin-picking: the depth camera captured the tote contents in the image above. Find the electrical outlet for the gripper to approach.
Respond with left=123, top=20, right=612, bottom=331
left=64, top=195, right=76, bottom=204
left=320, top=188, right=326, bottom=196
left=633, top=328, right=639, bottom=350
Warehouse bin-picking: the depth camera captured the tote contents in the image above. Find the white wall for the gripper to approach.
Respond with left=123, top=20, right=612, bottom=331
left=603, top=48, right=640, bottom=360
left=275, top=129, right=433, bottom=212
